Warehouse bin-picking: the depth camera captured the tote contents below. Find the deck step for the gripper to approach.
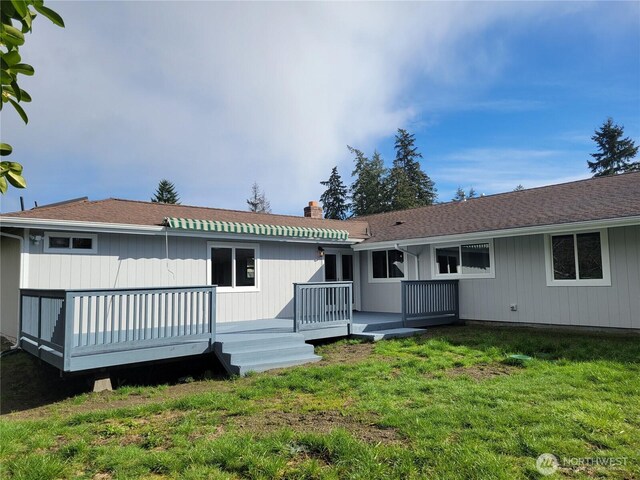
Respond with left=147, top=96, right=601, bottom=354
left=213, top=331, right=320, bottom=376
left=221, top=344, right=317, bottom=365
left=351, top=327, right=426, bottom=342
left=215, top=332, right=305, bottom=354
left=232, top=354, right=322, bottom=376
left=351, top=320, right=405, bottom=334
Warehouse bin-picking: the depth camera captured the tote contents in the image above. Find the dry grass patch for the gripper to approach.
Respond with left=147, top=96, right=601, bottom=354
left=231, top=409, right=403, bottom=445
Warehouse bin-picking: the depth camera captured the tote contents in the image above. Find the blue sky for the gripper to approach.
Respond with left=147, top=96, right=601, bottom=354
left=1, top=1, right=639, bottom=215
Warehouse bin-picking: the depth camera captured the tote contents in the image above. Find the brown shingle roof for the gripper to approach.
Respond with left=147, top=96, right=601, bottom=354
left=359, top=172, right=640, bottom=244
left=2, top=198, right=370, bottom=239
left=3, top=173, right=639, bottom=244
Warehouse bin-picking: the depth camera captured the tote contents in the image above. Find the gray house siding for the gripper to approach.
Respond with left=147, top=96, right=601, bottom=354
left=358, top=248, right=418, bottom=313
left=0, top=235, right=21, bottom=341
left=24, top=231, right=324, bottom=322
left=455, top=226, right=639, bottom=329
left=358, top=225, right=639, bottom=329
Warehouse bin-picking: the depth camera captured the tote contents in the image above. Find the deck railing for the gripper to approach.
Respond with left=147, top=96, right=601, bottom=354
left=293, top=282, right=352, bottom=333
left=401, top=280, right=459, bottom=327
left=20, top=286, right=216, bottom=372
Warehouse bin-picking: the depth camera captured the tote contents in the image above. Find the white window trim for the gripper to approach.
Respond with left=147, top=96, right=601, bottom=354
left=368, top=249, right=406, bottom=283
left=544, top=229, right=611, bottom=287
left=43, top=232, right=98, bottom=254
left=207, top=241, right=260, bottom=293
left=430, top=239, right=495, bottom=280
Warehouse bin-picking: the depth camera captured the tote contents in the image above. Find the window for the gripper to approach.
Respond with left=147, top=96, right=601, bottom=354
left=44, top=232, right=97, bottom=254
left=370, top=249, right=405, bottom=281
left=545, top=230, right=610, bottom=286
left=432, top=241, right=494, bottom=279
left=208, top=243, right=259, bottom=291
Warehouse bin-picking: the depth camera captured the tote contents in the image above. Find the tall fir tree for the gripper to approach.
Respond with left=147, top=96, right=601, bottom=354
left=452, top=187, right=476, bottom=202
left=387, top=129, right=436, bottom=210
left=588, top=118, right=639, bottom=177
left=319, top=166, right=349, bottom=220
left=151, top=179, right=180, bottom=204
left=349, top=147, right=388, bottom=216
left=514, top=184, right=525, bottom=191
left=246, top=182, right=271, bottom=213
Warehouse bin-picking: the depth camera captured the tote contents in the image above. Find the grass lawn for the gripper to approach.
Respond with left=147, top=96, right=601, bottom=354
left=1, top=325, right=638, bottom=479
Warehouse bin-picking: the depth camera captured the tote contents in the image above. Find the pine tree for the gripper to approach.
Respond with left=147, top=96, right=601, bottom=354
left=349, top=147, right=388, bottom=216
left=452, top=187, right=476, bottom=202
left=514, top=184, right=525, bottom=191
left=151, top=179, right=180, bottom=204
left=246, top=182, right=271, bottom=213
left=588, top=118, right=639, bottom=176
left=320, top=167, right=349, bottom=220
left=387, top=129, right=436, bottom=210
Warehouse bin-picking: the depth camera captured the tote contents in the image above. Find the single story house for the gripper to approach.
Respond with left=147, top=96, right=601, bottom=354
left=1, top=172, right=638, bottom=374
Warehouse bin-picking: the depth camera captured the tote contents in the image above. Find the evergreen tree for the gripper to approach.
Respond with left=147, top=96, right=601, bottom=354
left=151, top=179, right=180, bottom=204
left=246, top=182, right=271, bottom=213
left=588, top=118, right=639, bottom=176
left=387, top=129, right=436, bottom=210
left=349, top=147, right=388, bottom=216
left=514, top=184, right=525, bottom=191
left=320, top=166, right=349, bottom=220
left=452, top=187, right=476, bottom=202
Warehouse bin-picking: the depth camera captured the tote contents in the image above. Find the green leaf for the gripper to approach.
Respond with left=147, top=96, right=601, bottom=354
left=33, top=4, right=65, bottom=28
left=6, top=169, right=26, bottom=189
left=8, top=98, right=28, bottom=124
left=2, top=24, right=25, bottom=43
left=10, top=0, right=28, bottom=19
left=7, top=162, right=22, bottom=173
left=10, top=80, right=21, bottom=101
left=0, top=70, right=12, bottom=84
left=10, top=63, right=34, bottom=76
left=0, top=175, right=7, bottom=194
left=2, top=51, right=22, bottom=66
left=0, top=144, right=12, bottom=156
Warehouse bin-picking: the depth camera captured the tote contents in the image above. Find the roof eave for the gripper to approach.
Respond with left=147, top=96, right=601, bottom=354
left=0, top=216, right=363, bottom=244
left=352, top=215, right=640, bottom=251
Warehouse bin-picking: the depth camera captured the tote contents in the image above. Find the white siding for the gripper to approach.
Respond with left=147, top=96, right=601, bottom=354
left=358, top=225, right=640, bottom=329
left=358, top=248, right=419, bottom=313
left=26, top=232, right=324, bottom=322
left=455, top=226, right=640, bottom=329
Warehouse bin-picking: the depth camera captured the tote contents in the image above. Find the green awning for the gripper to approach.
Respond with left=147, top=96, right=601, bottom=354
left=165, top=217, right=349, bottom=241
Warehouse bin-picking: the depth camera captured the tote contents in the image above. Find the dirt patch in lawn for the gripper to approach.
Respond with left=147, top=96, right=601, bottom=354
left=231, top=409, right=402, bottom=445
left=318, top=342, right=379, bottom=366
left=444, top=363, right=518, bottom=381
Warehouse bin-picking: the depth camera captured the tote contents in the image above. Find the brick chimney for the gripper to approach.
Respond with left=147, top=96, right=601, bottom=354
left=304, top=201, right=323, bottom=219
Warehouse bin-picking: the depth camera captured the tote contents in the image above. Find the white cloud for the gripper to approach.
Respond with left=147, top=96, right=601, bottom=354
left=432, top=147, right=590, bottom=200
left=0, top=1, right=599, bottom=213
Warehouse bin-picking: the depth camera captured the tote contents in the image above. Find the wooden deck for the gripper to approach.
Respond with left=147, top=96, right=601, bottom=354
left=19, top=280, right=458, bottom=376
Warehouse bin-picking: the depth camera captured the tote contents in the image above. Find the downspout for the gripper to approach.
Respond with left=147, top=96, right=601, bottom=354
left=0, top=231, right=25, bottom=352
left=163, top=220, right=176, bottom=285
left=394, top=243, right=420, bottom=280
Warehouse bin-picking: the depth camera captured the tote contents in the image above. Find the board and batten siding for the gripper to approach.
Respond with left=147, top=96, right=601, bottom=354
left=358, top=225, right=639, bottom=329
left=358, top=247, right=419, bottom=313
left=454, top=226, right=640, bottom=329
left=25, top=232, right=324, bottom=322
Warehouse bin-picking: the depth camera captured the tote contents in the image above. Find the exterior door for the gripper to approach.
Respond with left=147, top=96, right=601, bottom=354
left=324, top=251, right=355, bottom=305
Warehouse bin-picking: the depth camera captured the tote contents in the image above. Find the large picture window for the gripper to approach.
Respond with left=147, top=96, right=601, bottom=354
left=432, top=241, right=494, bottom=279
left=545, top=230, right=610, bottom=286
left=209, top=243, right=259, bottom=291
left=369, top=249, right=405, bottom=281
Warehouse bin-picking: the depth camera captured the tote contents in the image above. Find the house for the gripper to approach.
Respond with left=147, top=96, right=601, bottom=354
left=1, top=172, right=638, bottom=375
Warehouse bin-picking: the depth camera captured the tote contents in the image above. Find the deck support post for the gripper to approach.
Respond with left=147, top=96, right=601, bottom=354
left=92, top=372, right=112, bottom=392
